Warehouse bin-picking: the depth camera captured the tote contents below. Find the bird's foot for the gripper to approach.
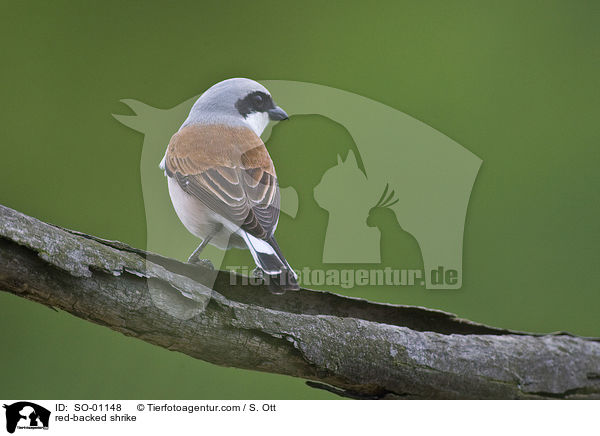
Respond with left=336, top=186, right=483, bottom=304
left=188, top=257, right=215, bottom=270
left=251, top=267, right=264, bottom=279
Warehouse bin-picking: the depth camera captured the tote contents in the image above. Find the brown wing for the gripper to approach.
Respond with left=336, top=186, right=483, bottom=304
left=164, top=124, right=280, bottom=239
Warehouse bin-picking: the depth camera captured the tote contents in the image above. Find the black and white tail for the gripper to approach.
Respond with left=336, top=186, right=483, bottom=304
left=241, top=232, right=300, bottom=292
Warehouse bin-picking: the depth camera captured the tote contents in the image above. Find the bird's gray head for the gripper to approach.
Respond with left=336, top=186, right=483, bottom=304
left=183, top=78, right=289, bottom=135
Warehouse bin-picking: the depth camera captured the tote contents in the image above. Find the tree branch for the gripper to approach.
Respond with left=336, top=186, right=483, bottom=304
left=1, top=204, right=599, bottom=399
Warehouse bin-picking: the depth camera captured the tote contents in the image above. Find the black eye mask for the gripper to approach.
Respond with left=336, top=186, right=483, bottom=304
left=235, top=91, right=274, bottom=118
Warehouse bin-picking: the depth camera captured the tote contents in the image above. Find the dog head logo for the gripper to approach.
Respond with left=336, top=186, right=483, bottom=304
left=3, top=402, right=50, bottom=433
left=114, top=79, right=480, bottom=307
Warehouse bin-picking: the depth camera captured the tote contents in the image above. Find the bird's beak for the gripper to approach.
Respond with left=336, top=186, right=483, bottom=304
left=268, top=106, right=289, bottom=121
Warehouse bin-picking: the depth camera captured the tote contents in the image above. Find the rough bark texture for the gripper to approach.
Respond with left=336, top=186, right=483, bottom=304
left=1, top=204, right=599, bottom=399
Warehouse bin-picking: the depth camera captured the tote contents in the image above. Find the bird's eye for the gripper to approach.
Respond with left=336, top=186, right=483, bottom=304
left=254, top=94, right=263, bottom=105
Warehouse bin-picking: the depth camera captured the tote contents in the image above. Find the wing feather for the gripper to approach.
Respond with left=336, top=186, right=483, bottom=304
left=165, top=124, right=280, bottom=239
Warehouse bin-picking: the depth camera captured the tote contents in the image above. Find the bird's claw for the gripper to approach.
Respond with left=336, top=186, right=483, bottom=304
left=252, top=267, right=264, bottom=279
left=188, top=258, right=215, bottom=270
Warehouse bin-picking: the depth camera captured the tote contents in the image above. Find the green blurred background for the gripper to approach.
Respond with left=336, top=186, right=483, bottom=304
left=1, top=0, right=598, bottom=399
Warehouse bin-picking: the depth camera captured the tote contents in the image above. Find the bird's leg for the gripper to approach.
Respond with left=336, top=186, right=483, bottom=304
left=251, top=267, right=264, bottom=279
left=188, top=233, right=216, bottom=270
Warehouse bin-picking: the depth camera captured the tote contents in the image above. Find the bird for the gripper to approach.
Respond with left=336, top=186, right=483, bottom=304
left=159, top=78, right=299, bottom=291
